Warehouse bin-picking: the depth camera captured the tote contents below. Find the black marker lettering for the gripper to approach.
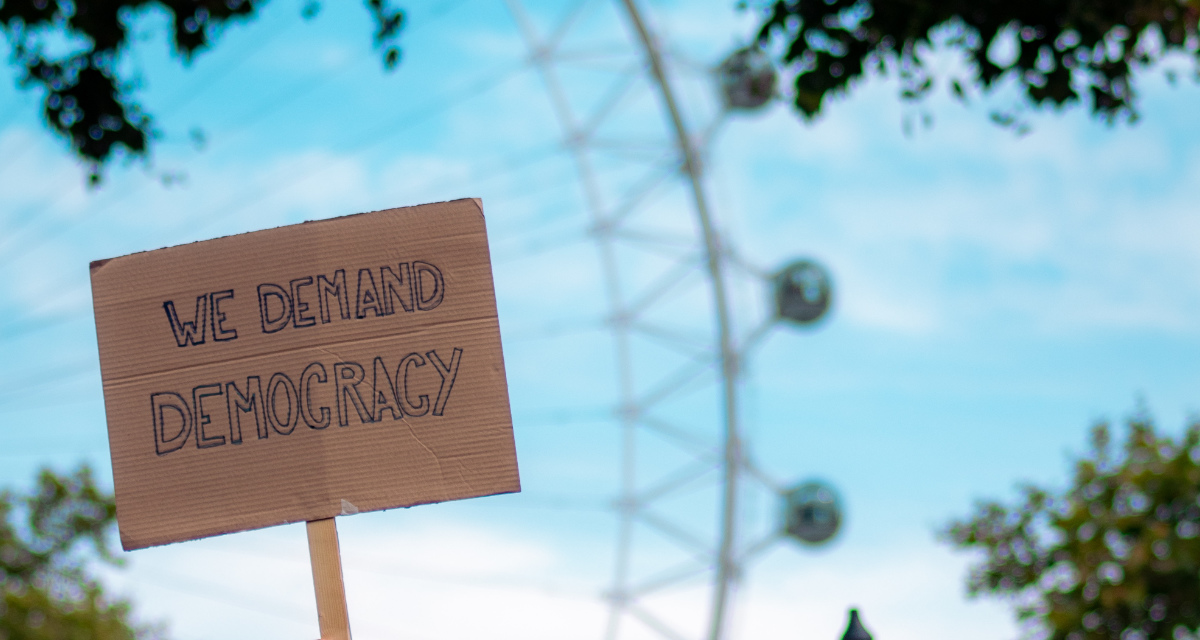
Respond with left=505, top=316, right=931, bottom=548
left=334, top=362, right=373, bottom=426
left=426, top=348, right=463, bottom=416
left=210, top=290, right=238, bottom=341
left=193, top=384, right=225, bottom=449
left=300, top=363, right=331, bottom=429
left=414, top=261, right=444, bottom=311
left=355, top=268, right=383, bottom=318
left=267, top=373, right=298, bottom=435
left=257, top=284, right=292, bottom=334
left=163, top=295, right=208, bottom=347
left=152, top=392, right=193, bottom=455
left=226, top=377, right=264, bottom=442
left=380, top=264, right=414, bottom=314
left=371, top=357, right=402, bottom=422
left=290, top=277, right=317, bottom=328
left=317, top=270, right=350, bottom=323
left=396, top=353, right=429, bottom=417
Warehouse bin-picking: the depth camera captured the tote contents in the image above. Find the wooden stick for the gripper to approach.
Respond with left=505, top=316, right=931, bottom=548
left=307, top=518, right=352, bottom=640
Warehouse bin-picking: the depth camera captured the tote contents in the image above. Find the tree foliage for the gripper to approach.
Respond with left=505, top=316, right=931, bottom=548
left=0, top=465, right=159, bottom=639
left=944, top=415, right=1200, bottom=640
left=753, top=0, right=1200, bottom=128
left=0, top=0, right=404, bottom=183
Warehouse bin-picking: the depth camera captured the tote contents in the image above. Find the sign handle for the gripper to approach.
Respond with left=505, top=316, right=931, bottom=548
left=307, top=518, right=352, bottom=640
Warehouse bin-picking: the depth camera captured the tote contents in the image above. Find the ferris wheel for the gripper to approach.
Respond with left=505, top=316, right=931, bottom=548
left=503, top=1, right=841, bottom=639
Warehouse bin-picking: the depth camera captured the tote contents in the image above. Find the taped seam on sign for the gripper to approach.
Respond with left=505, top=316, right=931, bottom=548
left=340, top=500, right=359, bottom=516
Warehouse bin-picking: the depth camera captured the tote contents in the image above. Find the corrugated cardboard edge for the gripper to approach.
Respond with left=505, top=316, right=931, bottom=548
left=87, top=198, right=483, bottom=275
left=120, top=485, right=523, bottom=550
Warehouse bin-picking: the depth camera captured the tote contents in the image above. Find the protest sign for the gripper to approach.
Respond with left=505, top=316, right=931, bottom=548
left=90, top=198, right=519, bottom=552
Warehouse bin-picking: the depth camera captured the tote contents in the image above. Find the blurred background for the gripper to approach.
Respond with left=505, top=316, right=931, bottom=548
left=2, top=0, right=1200, bottom=638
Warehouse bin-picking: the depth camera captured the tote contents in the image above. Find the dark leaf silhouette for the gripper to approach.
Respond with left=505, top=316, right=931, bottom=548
left=0, top=0, right=406, bottom=183
left=753, top=0, right=1200, bottom=130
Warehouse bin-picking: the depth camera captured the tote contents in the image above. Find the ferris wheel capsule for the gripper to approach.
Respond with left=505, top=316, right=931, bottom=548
left=783, top=480, right=843, bottom=545
left=774, top=259, right=833, bottom=325
left=717, top=46, right=777, bottom=111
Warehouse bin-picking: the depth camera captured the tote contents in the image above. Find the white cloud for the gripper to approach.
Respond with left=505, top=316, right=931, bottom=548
left=738, top=540, right=1015, bottom=640
left=100, top=520, right=1015, bottom=640
left=102, top=516, right=604, bottom=640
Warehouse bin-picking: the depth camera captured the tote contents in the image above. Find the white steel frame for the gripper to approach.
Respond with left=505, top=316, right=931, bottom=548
left=506, top=2, right=791, bottom=639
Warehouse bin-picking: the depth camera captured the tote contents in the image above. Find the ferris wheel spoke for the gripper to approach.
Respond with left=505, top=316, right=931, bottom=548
left=544, top=0, right=595, bottom=50
left=586, top=141, right=676, bottom=163
left=736, top=531, right=782, bottom=564
left=553, top=45, right=638, bottom=66
left=629, top=322, right=713, bottom=359
left=739, top=457, right=783, bottom=495
left=628, top=604, right=693, bottom=640
left=637, top=357, right=714, bottom=411
left=586, top=136, right=671, bottom=150
left=697, top=111, right=729, bottom=157
left=635, top=510, right=714, bottom=561
left=595, top=160, right=676, bottom=229
left=638, top=416, right=718, bottom=458
left=724, top=247, right=771, bottom=280
left=505, top=0, right=547, bottom=54
left=627, top=562, right=710, bottom=599
left=612, top=229, right=697, bottom=254
left=632, top=460, right=718, bottom=505
left=591, top=144, right=679, bottom=164
left=736, top=318, right=776, bottom=359
left=628, top=559, right=710, bottom=593
left=660, top=44, right=713, bottom=75
left=578, top=64, right=643, bottom=136
left=604, top=601, right=627, bottom=640
left=622, top=254, right=702, bottom=318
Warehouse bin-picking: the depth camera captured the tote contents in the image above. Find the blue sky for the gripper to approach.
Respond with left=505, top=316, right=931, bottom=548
left=2, top=1, right=1200, bottom=639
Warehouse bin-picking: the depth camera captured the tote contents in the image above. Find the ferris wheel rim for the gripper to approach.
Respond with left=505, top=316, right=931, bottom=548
left=504, top=2, right=746, bottom=639
left=613, top=4, right=742, bottom=640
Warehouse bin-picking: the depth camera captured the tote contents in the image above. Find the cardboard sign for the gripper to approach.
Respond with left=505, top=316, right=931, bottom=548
left=90, top=199, right=519, bottom=550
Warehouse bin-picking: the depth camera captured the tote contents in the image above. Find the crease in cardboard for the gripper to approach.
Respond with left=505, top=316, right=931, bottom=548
left=400, top=418, right=440, bottom=462
left=100, top=315, right=499, bottom=386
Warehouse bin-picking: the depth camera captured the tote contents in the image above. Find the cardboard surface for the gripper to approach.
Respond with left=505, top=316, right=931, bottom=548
left=90, top=199, right=519, bottom=550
